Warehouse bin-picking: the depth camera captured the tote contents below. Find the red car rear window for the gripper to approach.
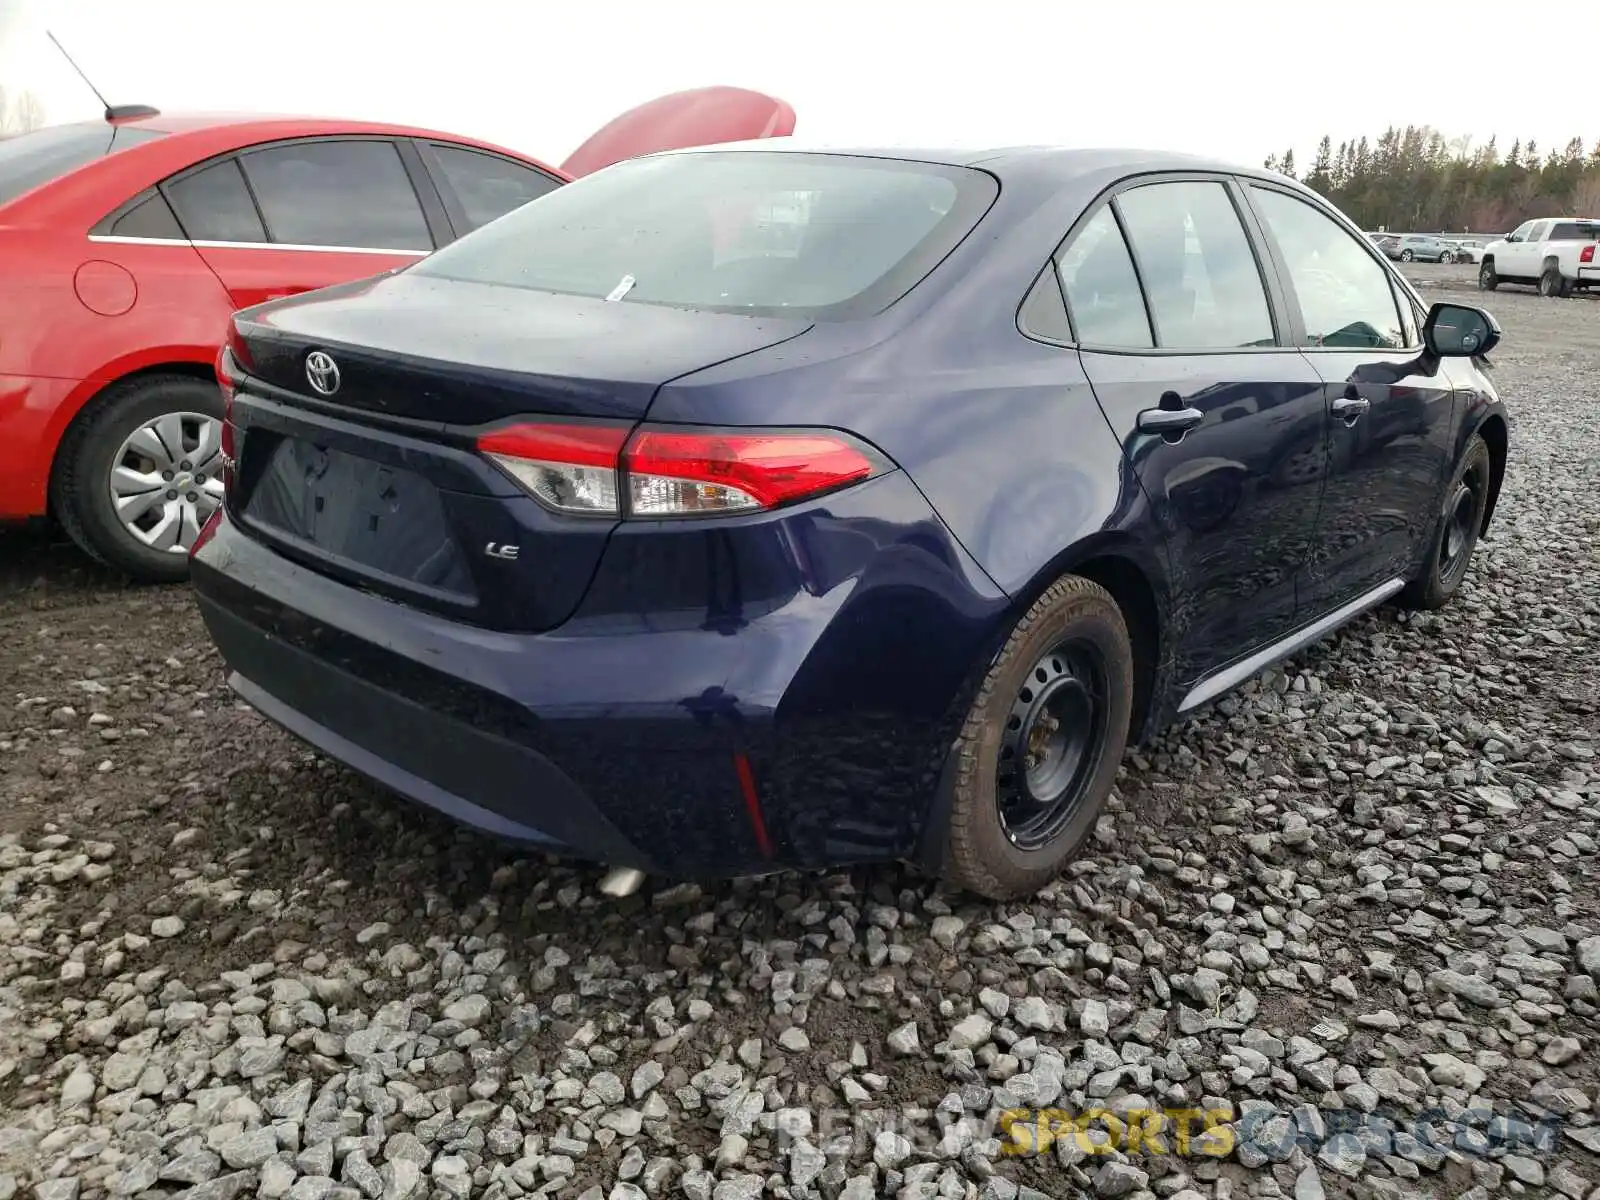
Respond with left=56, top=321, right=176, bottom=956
left=0, top=122, right=167, bottom=207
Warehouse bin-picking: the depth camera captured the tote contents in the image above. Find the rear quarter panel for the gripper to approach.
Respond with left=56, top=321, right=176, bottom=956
left=649, top=319, right=1155, bottom=600
left=0, top=229, right=232, bottom=517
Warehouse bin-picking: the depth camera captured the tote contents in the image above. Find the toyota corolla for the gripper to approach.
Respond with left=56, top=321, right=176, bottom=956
left=190, top=145, right=1508, bottom=899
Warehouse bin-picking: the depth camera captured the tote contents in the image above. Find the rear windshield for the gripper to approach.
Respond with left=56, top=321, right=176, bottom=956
left=0, top=122, right=167, bottom=207
left=410, top=150, right=999, bottom=320
left=1549, top=222, right=1600, bottom=241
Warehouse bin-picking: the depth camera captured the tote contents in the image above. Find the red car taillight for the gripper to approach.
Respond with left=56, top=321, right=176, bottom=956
left=477, top=423, right=628, bottom=515
left=1582, top=244, right=1596, bottom=264
left=476, top=421, right=889, bottom=518
left=215, top=325, right=254, bottom=485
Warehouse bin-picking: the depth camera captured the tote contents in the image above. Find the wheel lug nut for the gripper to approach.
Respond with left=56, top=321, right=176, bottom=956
left=180, top=461, right=191, bottom=470
left=166, top=490, right=178, bottom=500
left=162, top=471, right=174, bottom=482
left=186, top=492, right=198, bottom=502
left=195, top=473, right=206, bottom=483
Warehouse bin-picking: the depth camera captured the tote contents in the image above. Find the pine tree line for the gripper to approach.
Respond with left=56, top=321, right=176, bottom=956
left=1263, top=127, right=1600, bottom=234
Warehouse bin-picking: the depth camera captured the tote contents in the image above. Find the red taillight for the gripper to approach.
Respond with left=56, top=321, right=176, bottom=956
left=216, top=324, right=252, bottom=476
left=1582, top=244, right=1596, bottom=264
left=625, top=428, right=880, bottom=515
left=475, top=422, right=887, bottom=518
left=191, top=508, right=223, bottom=558
left=477, top=422, right=628, bottom=515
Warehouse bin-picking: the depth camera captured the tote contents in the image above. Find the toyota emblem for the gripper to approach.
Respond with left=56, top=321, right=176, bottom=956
left=305, top=350, right=341, bottom=396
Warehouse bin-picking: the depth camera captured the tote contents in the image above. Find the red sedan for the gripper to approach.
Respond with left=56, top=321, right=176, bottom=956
left=0, top=88, right=794, bottom=580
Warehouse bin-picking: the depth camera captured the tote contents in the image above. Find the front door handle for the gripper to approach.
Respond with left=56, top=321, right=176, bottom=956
left=1137, top=405, right=1205, bottom=437
left=1332, top=394, right=1370, bottom=423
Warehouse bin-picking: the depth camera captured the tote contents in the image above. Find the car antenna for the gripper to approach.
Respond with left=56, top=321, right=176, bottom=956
left=45, top=30, right=159, bottom=123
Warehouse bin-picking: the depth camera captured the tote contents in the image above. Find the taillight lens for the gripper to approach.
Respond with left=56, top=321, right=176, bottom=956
left=215, top=347, right=238, bottom=459
left=191, top=509, right=224, bottom=558
left=625, top=429, right=880, bottom=515
left=1582, top=244, right=1596, bottom=264
left=215, top=324, right=255, bottom=484
left=478, top=422, right=629, bottom=515
left=475, top=422, right=889, bottom=518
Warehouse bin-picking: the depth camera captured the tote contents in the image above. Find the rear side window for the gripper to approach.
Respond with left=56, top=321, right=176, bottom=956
left=1114, top=180, right=1275, bottom=349
left=0, top=122, right=166, bottom=207
left=238, top=140, right=433, bottom=251
left=410, top=150, right=997, bottom=321
left=109, top=191, right=185, bottom=239
left=1549, top=222, right=1600, bottom=241
left=428, top=143, right=561, bottom=232
left=1056, top=206, right=1153, bottom=349
left=167, top=160, right=268, bottom=243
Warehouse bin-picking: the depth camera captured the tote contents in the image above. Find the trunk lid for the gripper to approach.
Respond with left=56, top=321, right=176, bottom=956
left=226, top=274, right=811, bottom=632
left=233, top=271, right=810, bottom=424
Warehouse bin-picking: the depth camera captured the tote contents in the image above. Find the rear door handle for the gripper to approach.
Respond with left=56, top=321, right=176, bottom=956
left=1332, top=394, right=1370, bottom=423
left=1137, top=405, right=1204, bottom=437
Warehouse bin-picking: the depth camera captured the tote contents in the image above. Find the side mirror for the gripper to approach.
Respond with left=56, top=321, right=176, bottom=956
left=1505, top=234, right=1520, bottom=243
left=1424, top=302, right=1500, bottom=358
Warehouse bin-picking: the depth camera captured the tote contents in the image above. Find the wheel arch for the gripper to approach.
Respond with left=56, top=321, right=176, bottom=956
left=1009, top=533, right=1170, bottom=744
left=46, top=359, right=219, bottom=518
left=1474, top=413, right=1508, bottom=534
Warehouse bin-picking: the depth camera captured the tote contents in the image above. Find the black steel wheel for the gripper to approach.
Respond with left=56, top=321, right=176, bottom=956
left=1400, top=434, right=1493, bottom=611
left=941, top=575, right=1134, bottom=900
left=995, top=639, right=1110, bottom=851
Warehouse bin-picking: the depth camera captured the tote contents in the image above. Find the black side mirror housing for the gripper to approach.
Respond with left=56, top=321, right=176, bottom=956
left=1423, top=302, right=1500, bottom=358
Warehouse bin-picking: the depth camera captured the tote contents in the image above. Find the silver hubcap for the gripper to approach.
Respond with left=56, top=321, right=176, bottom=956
left=109, top=412, right=225, bottom=553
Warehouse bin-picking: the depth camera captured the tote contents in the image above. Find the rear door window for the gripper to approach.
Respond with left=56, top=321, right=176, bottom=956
left=238, top=139, right=434, bottom=251
left=1113, top=179, right=1276, bottom=349
left=0, top=122, right=166, bottom=206
left=426, top=143, right=561, bottom=232
left=166, top=159, right=268, bottom=243
left=1055, top=206, right=1153, bottom=349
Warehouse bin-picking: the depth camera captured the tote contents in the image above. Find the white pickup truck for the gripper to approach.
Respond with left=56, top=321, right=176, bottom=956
left=1478, top=217, right=1600, bottom=297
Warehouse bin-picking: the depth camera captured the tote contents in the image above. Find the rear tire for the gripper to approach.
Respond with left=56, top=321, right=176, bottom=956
left=1478, top=260, right=1498, bottom=290
left=1538, top=266, right=1563, bottom=297
left=51, top=374, right=225, bottom=584
left=942, top=576, right=1134, bottom=900
left=1400, top=434, right=1492, bottom=611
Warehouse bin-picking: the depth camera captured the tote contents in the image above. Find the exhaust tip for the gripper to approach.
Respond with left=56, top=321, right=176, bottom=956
left=597, top=867, right=646, bottom=899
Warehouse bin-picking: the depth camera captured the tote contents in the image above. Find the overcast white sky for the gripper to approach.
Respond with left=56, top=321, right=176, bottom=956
left=2, top=0, right=1592, bottom=169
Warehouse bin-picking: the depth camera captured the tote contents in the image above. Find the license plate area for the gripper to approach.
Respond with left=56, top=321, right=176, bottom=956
left=242, top=436, right=476, bottom=600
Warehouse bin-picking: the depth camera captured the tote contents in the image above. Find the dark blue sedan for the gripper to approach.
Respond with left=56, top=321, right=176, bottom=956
left=191, top=144, right=1509, bottom=899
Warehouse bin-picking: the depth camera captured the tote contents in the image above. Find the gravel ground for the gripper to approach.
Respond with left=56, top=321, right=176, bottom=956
left=1, top=274, right=1597, bottom=1200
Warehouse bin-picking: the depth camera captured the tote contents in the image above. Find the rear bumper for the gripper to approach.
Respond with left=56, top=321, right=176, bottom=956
left=191, top=474, right=1008, bottom=878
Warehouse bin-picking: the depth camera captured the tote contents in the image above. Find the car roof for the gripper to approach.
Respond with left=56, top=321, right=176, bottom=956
left=104, top=110, right=533, bottom=151
left=3, top=113, right=564, bottom=222
left=656, top=138, right=1314, bottom=187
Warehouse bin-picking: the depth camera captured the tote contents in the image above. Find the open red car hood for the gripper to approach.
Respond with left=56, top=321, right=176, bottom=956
left=560, top=85, right=795, bottom=178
